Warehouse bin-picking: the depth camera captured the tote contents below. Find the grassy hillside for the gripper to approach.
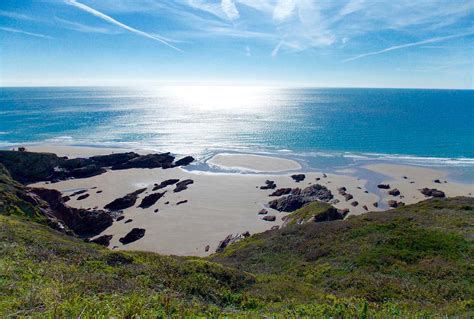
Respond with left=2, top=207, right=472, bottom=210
left=1, top=159, right=473, bottom=317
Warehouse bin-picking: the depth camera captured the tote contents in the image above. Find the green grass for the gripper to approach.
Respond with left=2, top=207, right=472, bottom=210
left=1, top=160, right=473, bottom=317
left=282, top=201, right=334, bottom=225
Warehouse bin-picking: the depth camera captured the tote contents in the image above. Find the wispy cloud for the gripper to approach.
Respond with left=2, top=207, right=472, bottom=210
left=65, top=0, right=182, bottom=52
left=0, top=10, right=35, bottom=21
left=55, top=17, right=115, bottom=34
left=221, top=0, right=239, bottom=20
left=343, top=32, right=474, bottom=62
left=0, top=27, right=53, bottom=39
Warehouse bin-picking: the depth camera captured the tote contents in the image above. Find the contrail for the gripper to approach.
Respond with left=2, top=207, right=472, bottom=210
left=0, top=27, right=53, bottom=39
left=65, top=0, right=183, bottom=52
left=343, top=32, right=473, bottom=63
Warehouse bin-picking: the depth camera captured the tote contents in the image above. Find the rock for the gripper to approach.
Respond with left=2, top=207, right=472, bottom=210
left=362, top=205, right=368, bottom=211
left=377, top=184, right=390, bottom=189
left=322, top=173, right=327, bottom=178
left=330, top=199, right=340, bottom=205
left=69, top=164, right=106, bottom=179
left=262, top=215, right=276, bottom=221
left=434, top=179, right=441, bottom=183
left=269, top=188, right=292, bottom=196
left=260, top=180, right=276, bottom=190
left=104, top=188, right=147, bottom=211
left=344, top=193, right=353, bottom=201
left=71, top=190, right=88, bottom=197
left=152, top=179, right=180, bottom=191
left=242, top=231, right=251, bottom=237
left=311, top=207, right=346, bottom=222
left=89, top=152, right=140, bottom=167
left=77, top=193, right=90, bottom=201
left=338, top=187, right=347, bottom=195
left=29, top=188, right=113, bottom=237
left=174, top=156, right=194, bottom=167
left=420, top=188, right=446, bottom=198
left=174, top=179, right=194, bottom=192
left=116, top=216, right=125, bottom=221
left=351, top=201, right=359, bottom=207
left=96, top=190, right=103, bottom=194
left=338, top=208, right=350, bottom=216
left=111, top=153, right=175, bottom=170
left=90, top=234, right=112, bottom=247
left=268, top=184, right=333, bottom=212
left=176, top=200, right=188, bottom=205
left=216, top=233, right=247, bottom=252
left=205, top=245, right=210, bottom=252
left=165, top=201, right=170, bottom=205
left=388, top=188, right=400, bottom=196
left=119, top=228, right=145, bottom=245
left=138, top=192, right=165, bottom=208
left=154, top=209, right=159, bottom=213
left=291, top=188, right=301, bottom=195
left=388, top=200, right=399, bottom=208
left=124, top=219, right=133, bottom=224
left=62, top=196, right=71, bottom=202
left=291, top=174, right=306, bottom=182
left=271, top=225, right=280, bottom=230
left=373, top=202, right=378, bottom=208
left=258, top=209, right=268, bottom=215
left=403, top=176, right=408, bottom=179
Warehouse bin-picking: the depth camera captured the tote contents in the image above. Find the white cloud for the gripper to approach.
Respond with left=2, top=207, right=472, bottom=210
left=273, top=0, right=296, bottom=22
left=0, top=27, right=53, bottom=39
left=65, top=0, right=182, bottom=51
left=55, top=17, right=115, bottom=34
left=221, top=0, right=240, bottom=20
left=343, top=32, right=474, bottom=62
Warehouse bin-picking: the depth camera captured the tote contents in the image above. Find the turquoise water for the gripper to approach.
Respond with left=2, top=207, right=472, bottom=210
left=1, top=87, right=473, bottom=169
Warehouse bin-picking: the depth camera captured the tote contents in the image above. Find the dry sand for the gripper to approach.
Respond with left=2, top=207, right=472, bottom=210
left=28, top=145, right=473, bottom=257
left=208, top=153, right=301, bottom=172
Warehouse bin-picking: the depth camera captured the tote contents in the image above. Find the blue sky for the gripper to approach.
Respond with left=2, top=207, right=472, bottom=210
left=0, top=0, right=473, bottom=88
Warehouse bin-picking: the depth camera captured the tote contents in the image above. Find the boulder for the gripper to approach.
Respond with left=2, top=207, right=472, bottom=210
left=373, top=202, right=378, bottom=208
left=291, top=174, right=306, bottom=182
left=104, top=188, right=147, bottom=211
left=388, top=188, right=400, bottom=196
left=119, top=228, right=145, bottom=245
left=344, top=193, right=353, bottom=201
left=258, top=209, right=268, bottom=215
left=90, top=234, right=113, bottom=247
left=138, top=192, right=165, bottom=209
left=77, top=193, right=89, bottom=201
left=262, top=215, right=276, bottom=222
left=377, top=184, right=390, bottom=189
left=174, top=179, right=194, bottom=192
left=420, top=188, right=446, bottom=198
left=269, top=188, right=292, bottom=196
left=268, top=184, right=333, bottom=212
left=338, top=187, right=347, bottom=195
left=351, top=201, right=359, bottom=207
left=260, top=180, right=276, bottom=190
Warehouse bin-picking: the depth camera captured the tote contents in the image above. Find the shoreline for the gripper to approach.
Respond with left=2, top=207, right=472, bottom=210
left=21, top=144, right=473, bottom=257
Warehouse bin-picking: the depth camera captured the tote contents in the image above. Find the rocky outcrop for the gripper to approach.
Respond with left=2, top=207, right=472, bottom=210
left=420, top=188, right=446, bottom=198
left=268, top=184, right=333, bottom=212
left=138, top=192, right=165, bottom=209
left=269, top=188, right=292, bottom=197
left=30, top=188, right=113, bottom=237
left=0, top=150, right=193, bottom=184
left=291, top=174, right=305, bottom=182
left=174, top=179, right=194, bottom=192
left=216, top=232, right=250, bottom=253
left=119, top=228, right=145, bottom=245
left=153, top=179, right=180, bottom=191
left=104, top=188, right=147, bottom=211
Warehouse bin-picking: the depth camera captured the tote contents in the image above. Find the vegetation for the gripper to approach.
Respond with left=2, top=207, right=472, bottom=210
left=1, top=162, right=473, bottom=317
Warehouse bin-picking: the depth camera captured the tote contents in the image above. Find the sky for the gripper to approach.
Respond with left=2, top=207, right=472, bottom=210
left=0, top=0, right=473, bottom=88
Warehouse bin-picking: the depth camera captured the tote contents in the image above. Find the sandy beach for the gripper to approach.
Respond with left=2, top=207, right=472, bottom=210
left=28, top=145, right=473, bottom=257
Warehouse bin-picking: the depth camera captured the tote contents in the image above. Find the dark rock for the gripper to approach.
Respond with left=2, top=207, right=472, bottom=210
left=62, top=196, right=71, bottom=202
left=176, top=200, right=188, bottom=205
left=96, top=190, right=103, bottom=194
left=351, top=201, right=359, bottom=207
left=322, top=173, right=327, bottom=178
left=174, top=156, right=194, bottom=167
left=138, top=192, right=165, bottom=209
left=388, top=200, right=405, bottom=208
left=258, top=209, right=268, bottom=215
left=154, top=209, right=159, bottom=213
left=124, top=219, right=133, bottom=224
left=242, top=231, right=251, bottom=237
left=116, top=216, right=125, bottom=221
left=112, top=153, right=175, bottom=170
left=434, top=179, right=441, bottom=183
left=29, top=188, right=113, bottom=237
left=69, top=164, right=106, bottom=179
left=262, top=215, right=276, bottom=221
left=271, top=225, right=280, bottom=230
left=403, top=176, right=408, bottom=179
left=420, top=188, right=446, bottom=198
left=104, top=188, right=147, bottom=211
left=90, top=234, right=112, bottom=247
left=153, top=179, right=180, bottom=191
left=71, top=190, right=87, bottom=197
left=165, top=201, right=170, bottom=205
left=344, top=193, right=353, bottom=201
left=270, top=188, right=292, bottom=196
left=216, top=233, right=246, bottom=252
left=338, top=208, right=350, bottom=216
left=205, top=245, right=210, bottom=252
left=362, top=205, right=368, bottom=211
left=77, top=193, right=90, bottom=201
left=269, top=184, right=333, bottom=212
left=291, top=174, right=306, bottom=182
left=338, top=187, right=347, bottom=195
left=89, top=152, right=140, bottom=167
left=373, top=202, right=378, bottom=208
left=388, top=188, right=400, bottom=196
left=377, top=184, right=390, bottom=189
left=119, top=228, right=145, bottom=245
left=260, top=180, right=276, bottom=190
left=174, top=179, right=194, bottom=192
left=291, top=188, right=301, bottom=195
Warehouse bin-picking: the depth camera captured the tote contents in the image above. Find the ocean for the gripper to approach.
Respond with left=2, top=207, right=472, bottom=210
left=1, top=86, right=473, bottom=179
